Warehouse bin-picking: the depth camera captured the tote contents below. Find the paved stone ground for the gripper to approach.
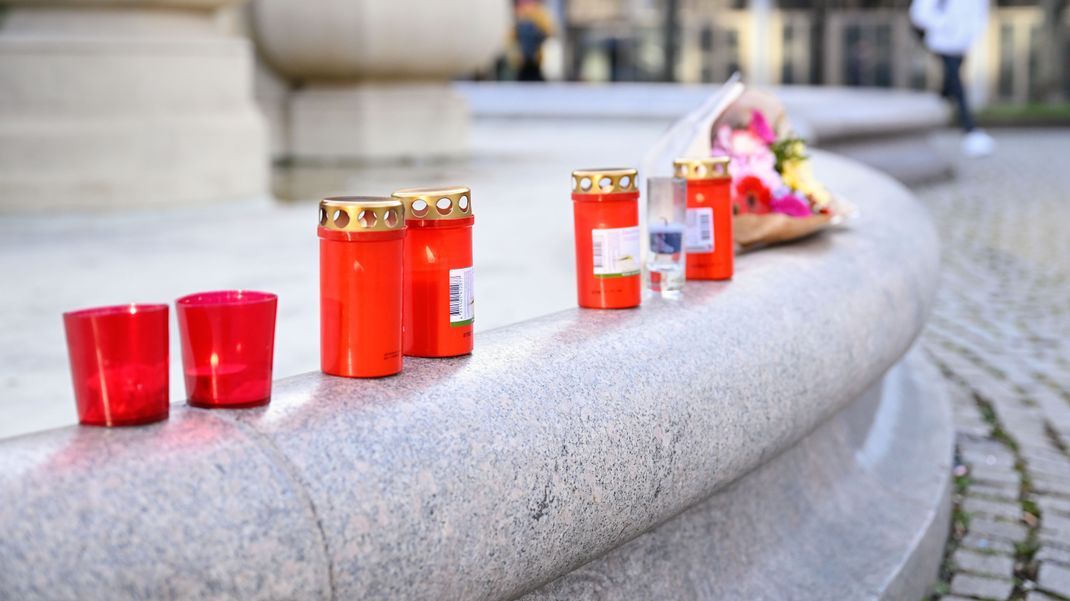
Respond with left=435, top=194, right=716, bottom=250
left=921, top=129, right=1070, bottom=601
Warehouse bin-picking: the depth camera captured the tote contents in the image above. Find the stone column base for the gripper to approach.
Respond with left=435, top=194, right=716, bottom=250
left=0, top=8, right=267, bottom=212
left=287, top=82, right=469, bottom=163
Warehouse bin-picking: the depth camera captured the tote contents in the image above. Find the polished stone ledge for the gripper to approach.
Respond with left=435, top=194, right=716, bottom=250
left=523, top=347, right=953, bottom=600
left=0, top=152, right=944, bottom=600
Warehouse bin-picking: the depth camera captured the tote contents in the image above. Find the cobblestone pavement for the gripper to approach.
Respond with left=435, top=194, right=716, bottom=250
left=921, top=130, right=1070, bottom=601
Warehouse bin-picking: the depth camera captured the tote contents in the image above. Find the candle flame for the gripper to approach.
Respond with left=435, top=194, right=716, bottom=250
left=209, top=352, right=220, bottom=402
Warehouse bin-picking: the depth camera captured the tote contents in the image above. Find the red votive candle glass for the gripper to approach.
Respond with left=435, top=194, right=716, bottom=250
left=392, top=186, right=475, bottom=358
left=571, top=168, right=642, bottom=309
left=674, top=156, right=734, bottom=280
left=63, top=303, right=170, bottom=427
left=176, top=290, right=277, bottom=409
left=319, top=196, right=406, bottom=378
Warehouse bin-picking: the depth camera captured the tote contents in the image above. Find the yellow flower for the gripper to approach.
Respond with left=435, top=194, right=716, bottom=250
left=781, top=158, right=831, bottom=209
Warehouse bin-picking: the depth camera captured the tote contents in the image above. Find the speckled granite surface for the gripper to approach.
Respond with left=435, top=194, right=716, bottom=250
left=0, top=152, right=944, bottom=600
left=0, top=410, right=330, bottom=600
left=521, top=348, right=953, bottom=600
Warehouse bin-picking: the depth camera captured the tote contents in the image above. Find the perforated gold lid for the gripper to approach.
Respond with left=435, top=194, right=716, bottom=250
left=571, top=168, right=638, bottom=194
left=673, top=156, right=731, bottom=180
left=318, top=197, right=405, bottom=232
left=391, top=186, right=473, bottom=220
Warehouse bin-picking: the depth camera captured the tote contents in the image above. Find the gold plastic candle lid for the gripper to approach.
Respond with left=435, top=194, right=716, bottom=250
left=571, top=168, right=638, bottom=194
left=391, top=186, right=473, bottom=220
left=673, top=156, right=731, bottom=180
left=319, top=197, right=405, bottom=232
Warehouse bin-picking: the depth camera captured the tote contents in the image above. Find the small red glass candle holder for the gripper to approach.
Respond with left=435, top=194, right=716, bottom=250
left=63, top=304, right=170, bottom=427
left=176, top=290, right=277, bottom=409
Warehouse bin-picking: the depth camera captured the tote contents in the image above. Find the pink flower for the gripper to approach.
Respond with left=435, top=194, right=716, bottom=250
left=748, top=110, right=777, bottom=144
left=770, top=191, right=813, bottom=217
left=714, top=121, right=789, bottom=213
left=714, top=125, right=780, bottom=187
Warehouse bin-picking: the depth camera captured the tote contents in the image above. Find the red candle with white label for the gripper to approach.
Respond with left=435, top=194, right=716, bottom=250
left=393, top=186, right=475, bottom=357
left=571, top=168, right=642, bottom=309
left=674, top=157, right=734, bottom=280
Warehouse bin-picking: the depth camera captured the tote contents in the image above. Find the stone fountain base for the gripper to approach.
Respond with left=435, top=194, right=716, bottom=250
left=285, top=82, right=470, bottom=163
left=0, top=4, right=267, bottom=212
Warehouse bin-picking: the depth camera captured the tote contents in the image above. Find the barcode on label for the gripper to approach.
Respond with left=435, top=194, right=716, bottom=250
left=449, top=281, right=461, bottom=315
left=698, top=212, right=712, bottom=243
left=593, top=236, right=605, bottom=271
left=686, top=207, right=714, bottom=253
left=448, top=267, right=475, bottom=326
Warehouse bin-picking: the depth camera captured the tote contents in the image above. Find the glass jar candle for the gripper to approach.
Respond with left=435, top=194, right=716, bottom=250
left=63, top=303, right=170, bottom=427
left=175, top=290, right=277, bottom=409
left=646, top=176, right=687, bottom=299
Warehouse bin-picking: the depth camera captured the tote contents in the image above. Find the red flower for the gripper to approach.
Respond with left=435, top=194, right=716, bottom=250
left=733, top=175, right=772, bottom=215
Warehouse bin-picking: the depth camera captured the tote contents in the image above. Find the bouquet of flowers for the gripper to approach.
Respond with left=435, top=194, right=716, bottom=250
left=711, top=90, right=852, bottom=249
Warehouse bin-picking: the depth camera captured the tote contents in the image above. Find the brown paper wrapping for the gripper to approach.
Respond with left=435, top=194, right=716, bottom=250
left=733, top=213, right=835, bottom=250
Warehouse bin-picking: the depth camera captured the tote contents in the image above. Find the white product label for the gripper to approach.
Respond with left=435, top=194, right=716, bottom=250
left=686, top=207, right=714, bottom=253
left=591, top=226, right=641, bottom=278
left=449, top=266, right=475, bottom=326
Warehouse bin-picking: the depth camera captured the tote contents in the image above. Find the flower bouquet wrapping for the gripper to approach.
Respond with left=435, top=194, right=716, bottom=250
left=710, top=89, right=854, bottom=250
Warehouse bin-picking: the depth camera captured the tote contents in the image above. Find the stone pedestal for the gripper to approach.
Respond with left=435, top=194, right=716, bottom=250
left=249, top=0, right=509, bottom=164
left=289, top=83, right=470, bottom=163
left=0, top=1, right=267, bottom=211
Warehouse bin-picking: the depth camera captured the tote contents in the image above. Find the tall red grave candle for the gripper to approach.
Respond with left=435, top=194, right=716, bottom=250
left=318, top=197, right=406, bottom=378
left=674, top=156, right=734, bottom=280
left=571, top=168, right=642, bottom=309
left=392, top=186, right=475, bottom=358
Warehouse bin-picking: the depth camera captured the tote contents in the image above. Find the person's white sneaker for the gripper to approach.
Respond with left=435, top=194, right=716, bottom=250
left=962, top=129, right=995, bottom=157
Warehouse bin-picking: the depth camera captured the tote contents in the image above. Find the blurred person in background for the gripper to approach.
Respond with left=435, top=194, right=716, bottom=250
left=514, top=0, right=555, bottom=81
left=910, top=0, right=995, bottom=157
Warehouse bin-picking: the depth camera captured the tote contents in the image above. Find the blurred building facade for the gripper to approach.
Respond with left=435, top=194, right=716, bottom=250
left=550, top=0, right=1068, bottom=105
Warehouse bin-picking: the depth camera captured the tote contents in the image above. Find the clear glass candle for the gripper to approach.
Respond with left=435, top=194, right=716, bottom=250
left=646, top=176, right=687, bottom=299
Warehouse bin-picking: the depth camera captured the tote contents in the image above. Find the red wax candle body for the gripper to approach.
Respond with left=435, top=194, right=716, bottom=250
left=63, top=304, right=170, bottom=427
left=403, top=217, right=475, bottom=357
left=684, top=177, right=734, bottom=280
left=571, top=169, right=642, bottom=309
left=319, top=197, right=406, bottom=378
left=176, top=290, right=277, bottom=409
